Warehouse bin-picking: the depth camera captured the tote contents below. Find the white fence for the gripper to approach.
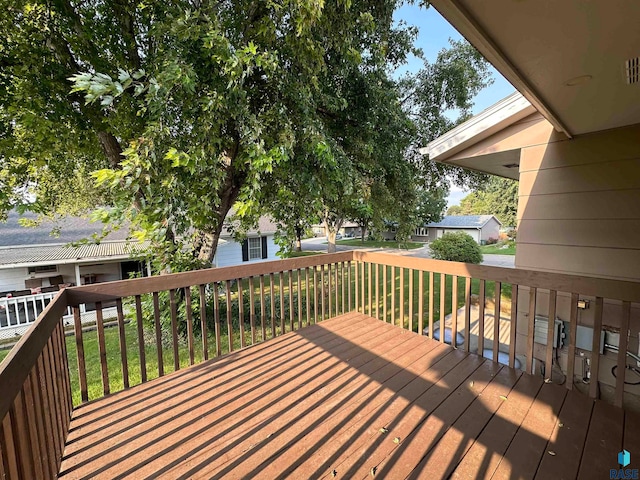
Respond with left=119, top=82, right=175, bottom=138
left=0, top=292, right=118, bottom=341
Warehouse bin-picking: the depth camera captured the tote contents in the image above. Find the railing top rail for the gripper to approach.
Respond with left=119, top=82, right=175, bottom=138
left=353, top=251, right=640, bottom=302
left=0, top=290, right=69, bottom=420
left=66, top=251, right=353, bottom=306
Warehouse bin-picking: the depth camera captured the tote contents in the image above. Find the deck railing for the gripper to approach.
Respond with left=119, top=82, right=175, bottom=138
left=0, top=250, right=639, bottom=478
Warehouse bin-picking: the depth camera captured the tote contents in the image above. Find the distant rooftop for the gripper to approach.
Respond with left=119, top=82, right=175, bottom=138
left=426, top=215, right=500, bottom=228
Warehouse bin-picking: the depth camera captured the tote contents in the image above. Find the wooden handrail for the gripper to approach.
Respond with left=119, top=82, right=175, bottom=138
left=353, top=251, right=640, bottom=302
left=66, top=252, right=353, bottom=306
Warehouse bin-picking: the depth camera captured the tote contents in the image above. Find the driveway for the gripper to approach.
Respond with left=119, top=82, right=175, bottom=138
left=300, top=238, right=515, bottom=268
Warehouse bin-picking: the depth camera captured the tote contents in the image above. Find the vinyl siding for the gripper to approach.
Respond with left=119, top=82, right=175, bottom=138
left=516, top=123, right=640, bottom=282
left=214, top=235, right=278, bottom=268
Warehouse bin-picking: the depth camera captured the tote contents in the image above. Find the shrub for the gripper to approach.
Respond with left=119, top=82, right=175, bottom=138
left=486, top=237, right=498, bottom=245
left=429, top=232, right=483, bottom=264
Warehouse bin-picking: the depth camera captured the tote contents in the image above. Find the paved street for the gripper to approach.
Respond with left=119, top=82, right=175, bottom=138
left=301, top=237, right=516, bottom=268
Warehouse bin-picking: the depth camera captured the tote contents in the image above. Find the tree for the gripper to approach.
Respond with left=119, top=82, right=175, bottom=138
left=0, top=0, right=417, bottom=269
left=446, top=205, right=463, bottom=215
left=459, top=176, right=518, bottom=226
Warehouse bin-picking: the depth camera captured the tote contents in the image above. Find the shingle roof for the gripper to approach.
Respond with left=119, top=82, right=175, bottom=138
left=0, top=210, right=129, bottom=247
left=426, top=215, right=500, bottom=228
left=220, top=215, right=278, bottom=236
left=0, top=241, right=150, bottom=267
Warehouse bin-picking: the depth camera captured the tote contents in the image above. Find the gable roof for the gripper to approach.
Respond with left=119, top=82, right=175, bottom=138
left=426, top=215, right=501, bottom=229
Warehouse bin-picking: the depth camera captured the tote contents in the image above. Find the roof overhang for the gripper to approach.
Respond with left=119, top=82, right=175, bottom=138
left=429, top=0, right=640, bottom=138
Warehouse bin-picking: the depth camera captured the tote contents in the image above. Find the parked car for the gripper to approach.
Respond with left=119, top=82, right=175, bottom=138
left=335, top=234, right=343, bottom=240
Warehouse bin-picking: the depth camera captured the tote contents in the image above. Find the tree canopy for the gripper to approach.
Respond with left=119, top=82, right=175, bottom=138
left=455, top=176, right=518, bottom=226
left=1, top=0, right=493, bottom=266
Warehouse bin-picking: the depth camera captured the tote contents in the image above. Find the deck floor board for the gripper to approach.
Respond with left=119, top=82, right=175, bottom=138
left=59, top=313, right=627, bottom=480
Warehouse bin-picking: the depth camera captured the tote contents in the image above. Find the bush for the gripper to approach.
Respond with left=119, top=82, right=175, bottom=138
left=486, top=237, right=498, bottom=245
left=429, top=232, right=483, bottom=264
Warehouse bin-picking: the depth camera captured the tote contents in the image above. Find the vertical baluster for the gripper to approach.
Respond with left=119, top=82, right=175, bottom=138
left=135, top=295, right=147, bottom=381
left=418, top=270, right=424, bottom=335
left=348, top=261, right=352, bottom=311
left=306, top=268, right=311, bottom=325
left=493, top=282, right=502, bottom=362
left=199, top=285, right=208, bottom=361
left=249, top=277, right=256, bottom=344
left=225, top=281, right=233, bottom=352
left=355, top=261, right=360, bottom=313
left=1, top=414, right=19, bottom=479
left=375, top=263, right=379, bottom=320
left=615, top=302, right=632, bottom=406
left=589, top=297, right=604, bottom=399
left=260, top=276, right=267, bottom=341
left=54, top=321, right=72, bottom=422
left=509, top=285, right=519, bottom=368
left=23, top=370, right=50, bottom=478
left=409, top=269, right=414, bottom=332
left=288, top=270, right=294, bottom=331
left=297, top=270, right=303, bottom=329
left=383, top=265, right=387, bottom=323
left=478, top=280, right=486, bottom=353
left=269, top=273, right=276, bottom=337
left=368, top=262, right=372, bottom=317
left=361, top=262, right=366, bottom=313
left=328, top=264, right=333, bottom=318
left=238, top=279, right=245, bottom=348
left=213, top=282, right=222, bottom=356
left=526, top=287, right=537, bottom=375
left=545, top=289, right=557, bottom=380
left=321, top=265, right=326, bottom=321
left=391, top=266, right=396, bottom=326
left=439, top=274, right=446, bottom=343
left=152, top=292, right=164, bottom=377
left=464, top=278, right=471, bottom=353
left=95, top=302, right=110, bottom=396
left=41, top=344, right=62, bottom=465
left=313, top=267, right=318, bottom=324
left=73, top=306, right=88, bottom=402
left=566, top=295, right=577, bottom=389
left=38, top=356, right=58, bottom=479
left=451, top=275, right=458, bottom=348
left=169, top=289, right=180, bottom=371
left=11, top=393, right=36, bottom=479
left=184, top=288, right=195, bottom=366
left=399, top=268, right=405, bottom=329
left=279, top=272, right=285, bottom=333
left=341, top=263, right=345, bottom=315
left=334, top=263, right=339, bottom=317
left=428, top=273, right=434, bottom=339
left=115, top=299, right=129, bottom=387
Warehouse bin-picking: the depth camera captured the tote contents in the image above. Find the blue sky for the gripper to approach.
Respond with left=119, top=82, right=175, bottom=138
left=393, top=4, right=516, bottom=207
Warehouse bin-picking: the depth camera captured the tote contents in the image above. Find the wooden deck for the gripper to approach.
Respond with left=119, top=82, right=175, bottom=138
left=58, top=313, right=637, bottom=480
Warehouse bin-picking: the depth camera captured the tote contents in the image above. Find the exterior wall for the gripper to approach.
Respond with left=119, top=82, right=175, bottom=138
left=78, top=262, right=122, bottom=284
left=480, top=217, right=501, bottom=242
left=0, top=267, right=29, bottom=292
left=213, top=235, right=278, bottom=268
left=516, top=123, right=640, bottom=281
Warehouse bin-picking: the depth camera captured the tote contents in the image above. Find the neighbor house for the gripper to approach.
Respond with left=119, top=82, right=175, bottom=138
left=413, top=214, right=501, bottom=244
left=214, top=216, right=280, bottom=267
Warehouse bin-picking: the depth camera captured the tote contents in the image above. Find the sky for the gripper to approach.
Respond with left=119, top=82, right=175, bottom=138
left=393, top=4, right=516, bottom=207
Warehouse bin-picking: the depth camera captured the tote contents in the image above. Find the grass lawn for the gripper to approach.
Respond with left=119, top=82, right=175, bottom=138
left=480, top=244, right=516, bottom=255
left=336, top=239, right=424, bottom=249
left=0, top=263, right=514, bottom=406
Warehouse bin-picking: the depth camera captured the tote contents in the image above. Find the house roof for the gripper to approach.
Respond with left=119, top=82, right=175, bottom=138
left=0, top=242, right=150, bottom=269
left=429, top=1, right=640, bottom=138
left=426, top=215, right=500, bottom=229
left=0, top=210, right=129, bottom=247
left=220, top=215, right=278, bottom=237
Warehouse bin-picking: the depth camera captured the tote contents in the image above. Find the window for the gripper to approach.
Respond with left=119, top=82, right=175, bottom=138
left=28, top=265, right=58, bottom=274
left=248, top=237, right=262, bottom=260
left=414, top=228, right=428, bottom=236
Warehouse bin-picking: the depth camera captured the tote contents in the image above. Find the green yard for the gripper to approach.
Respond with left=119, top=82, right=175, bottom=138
left=480, top=243, right=516, bottom=255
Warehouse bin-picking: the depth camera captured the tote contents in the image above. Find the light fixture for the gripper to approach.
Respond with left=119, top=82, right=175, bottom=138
left=564, top=75, right=592, bottom=87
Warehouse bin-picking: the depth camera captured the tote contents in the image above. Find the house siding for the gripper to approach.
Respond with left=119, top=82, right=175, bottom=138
left=480, top=217, right=501, bottom=242
left=214, top=235, right=278, bottom=268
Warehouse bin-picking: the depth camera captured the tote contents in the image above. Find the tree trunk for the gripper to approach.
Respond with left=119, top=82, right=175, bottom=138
left=360, top=224, right=366, bottom=242
left=326, top=229, right=337, bottom=253
left=294, top=225, right=303, bottom=252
